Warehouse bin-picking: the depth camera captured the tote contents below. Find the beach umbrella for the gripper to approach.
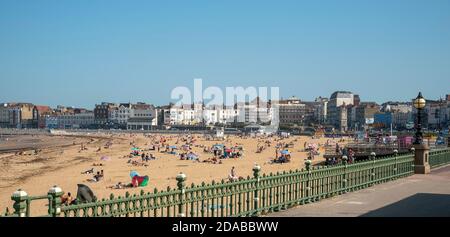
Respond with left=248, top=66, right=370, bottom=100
left=131, top=147, right=140, bottom=151
left=100, top=156, right=111, bottom=161
left=225, top=149, right=232, bottom=153
left=130, top=171, right=139, bottom=178
left=213, top=144, right=224, bottom=149
left=169, top=145, right=177, bottom=149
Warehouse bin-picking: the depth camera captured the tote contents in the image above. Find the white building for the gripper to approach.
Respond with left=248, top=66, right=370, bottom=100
left=109, top=102, right=157, bottom=128
left=235, top=98, right=271, bottom=124
left=130, top=103, right=157, bottom=126
left=217, top=106, right=239, bottom=124
left=164, top=103, right=240, bottom=126
left=166, top=105, right=196, bottom=125
left=327, top=91, right=357, bottom=131
left=315, top=97, right=329, bottom=124
left=118, top=103, right=132, bottom=125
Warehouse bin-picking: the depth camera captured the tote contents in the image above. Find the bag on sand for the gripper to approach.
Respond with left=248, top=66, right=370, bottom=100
left=76, top=184, right=97, bottom=203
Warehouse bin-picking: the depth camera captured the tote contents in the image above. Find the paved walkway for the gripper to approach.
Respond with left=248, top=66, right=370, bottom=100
left=267, top=165, right=450, bottom=217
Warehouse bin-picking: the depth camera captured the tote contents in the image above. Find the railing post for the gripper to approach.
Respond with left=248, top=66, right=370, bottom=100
left=48, top=186, right=63, bottom=217
left=393, top=149, right=398, bottom=178
left=410, top=147, right=416, bottom=173
left=370, top=152, right=376, bottom=185
left=252, top=164, right=261, bottom=217
left=176, top=172, right=187, bottom=217
left=11, top=189, right=28, bottom=217
left=342, top=155, right=348, bottom=193
left=305, top=160, right=312, bottom=203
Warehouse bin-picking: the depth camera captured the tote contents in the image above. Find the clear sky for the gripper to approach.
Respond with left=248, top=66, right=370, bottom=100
left=0, top=0, right=449, bottom=108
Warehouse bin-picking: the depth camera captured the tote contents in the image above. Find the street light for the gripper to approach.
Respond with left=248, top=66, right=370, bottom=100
left=413, top=92, right=426, bottom=145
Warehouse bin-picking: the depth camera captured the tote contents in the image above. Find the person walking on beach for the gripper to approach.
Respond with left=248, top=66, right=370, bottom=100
left=229, top=167, right=238, bottom=182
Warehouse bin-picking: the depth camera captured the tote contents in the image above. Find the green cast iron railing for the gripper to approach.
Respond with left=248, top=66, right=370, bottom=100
left=429, top=148, right=450, bottom=168
left=3, top=148, right=450, bottom=217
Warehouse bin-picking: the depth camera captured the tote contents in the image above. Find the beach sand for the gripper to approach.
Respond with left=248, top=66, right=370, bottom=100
left=0, top=133, right=349, bottom=216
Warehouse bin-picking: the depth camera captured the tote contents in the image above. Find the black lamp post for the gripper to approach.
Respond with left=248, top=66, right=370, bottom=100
left=413, top=92, right=426, bottom=145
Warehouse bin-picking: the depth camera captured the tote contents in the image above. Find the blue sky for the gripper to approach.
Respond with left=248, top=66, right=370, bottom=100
left=0, top=0, right=449, bottom=108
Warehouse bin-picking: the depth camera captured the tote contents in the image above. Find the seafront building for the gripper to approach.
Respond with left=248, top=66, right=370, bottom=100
left=314, top=96, right=329, bottom=125
left=164, top=103, right=239, bottom=126
left=374, top=102, right=413, bottom=130
left=273, top=96, right=305, bottom=125
left=0, top=103, right=12, bottom=128
left=57, top=111, right=95, bottom=129
left=94, top=102, right=118, bottom=127
left=353, top=102, right=381, bottom=130
left=327, top=91, right=357, bottom=131
left=33, top=105, right=53, bottom=129
left=0, top=92, right=448, bottom=131
left=6, top=103, right=34, bottom=128
left=413, top=96, right=450, bottom=130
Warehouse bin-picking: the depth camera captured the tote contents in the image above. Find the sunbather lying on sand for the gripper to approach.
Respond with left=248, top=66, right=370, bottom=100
left=127, top=159, right=149, bottom=167
left=81, top=168, right=94, bottom=174
left=107, top=182, right=133, bottom=189
left=87, top=171, right=104, bottom=182
left=202, top=157, right=222, bottom=164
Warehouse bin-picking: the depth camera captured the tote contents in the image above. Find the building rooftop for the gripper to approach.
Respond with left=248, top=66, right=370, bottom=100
left=34, top=105, right=53, bottom=114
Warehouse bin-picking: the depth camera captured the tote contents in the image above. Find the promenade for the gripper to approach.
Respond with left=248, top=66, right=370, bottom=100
left=268, top=165, right=450, bottom=217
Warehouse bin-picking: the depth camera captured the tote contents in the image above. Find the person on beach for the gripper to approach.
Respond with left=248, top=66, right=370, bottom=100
left=348, top=148, right=355, bottom=163
left=61, top=192, right=74, bottom=205
left=93, top=171, right=103, bottom=182
left=228, top=167, right=238, bottom=182
left=107, top=182, right=133, bottom=189
left=81, top=168, right=94, bottom=174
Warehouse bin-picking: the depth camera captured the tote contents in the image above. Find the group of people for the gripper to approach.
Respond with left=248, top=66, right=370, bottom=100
left=81, top=168, right=104, bottom=182
left=141, top=152, right=156, bottom=162
left=179, top=151, right=199, bottom=161
left=211, top=145, right=243, bottom=159
left=273, top=149, right=291, bottom=163
left=326, top=147, right=355, bottom=165
left=256, top=141, right=271, bottom=153
left=108, top=171, right=149, bottom=190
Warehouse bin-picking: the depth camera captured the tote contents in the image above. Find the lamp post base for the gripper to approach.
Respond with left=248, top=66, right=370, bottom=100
left=413, top=143, right=430, bottom=174
left=414, top=164, right=430, bottom=174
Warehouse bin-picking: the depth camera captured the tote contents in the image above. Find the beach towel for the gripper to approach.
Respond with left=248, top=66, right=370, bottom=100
left=132, top=175, right=149, bottom=187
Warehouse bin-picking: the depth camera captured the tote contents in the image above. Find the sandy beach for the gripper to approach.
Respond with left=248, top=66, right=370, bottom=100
left=0, top=132, right=349, bottom=216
